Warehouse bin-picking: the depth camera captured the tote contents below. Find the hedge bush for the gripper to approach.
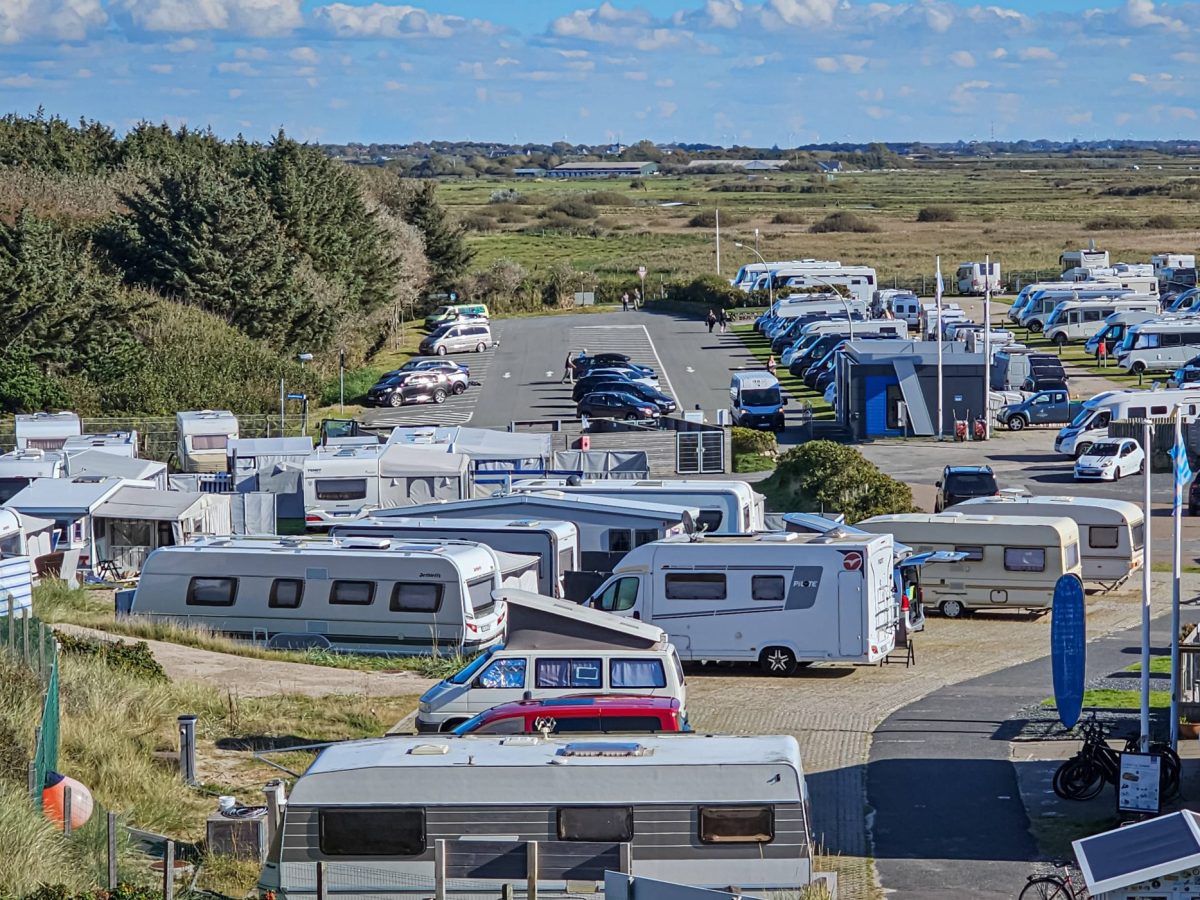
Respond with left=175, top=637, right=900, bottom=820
left=54, top=632, right=168, bottom=682
left=772, top=211, right=806, bottom=224
left=732, top=427, right=778, bottom=457
left=916, top=206, right=957, bottom=222
left=758, top=440, right=913, bottom=519
left=809, top=211, right=879, bottom=233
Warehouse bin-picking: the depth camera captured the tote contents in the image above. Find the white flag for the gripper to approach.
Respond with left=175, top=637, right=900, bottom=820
left=935, top=259, right=944, bottom=301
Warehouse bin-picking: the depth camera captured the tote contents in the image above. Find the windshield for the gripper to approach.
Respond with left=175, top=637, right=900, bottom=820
left=1045, top=308, right=1064, bottom=327
left=431, top=306, right=450, bottom=316
left=448, top=645, right=499, bottom=684
left=1117, top=330, right=1138, bottom=352
left=1088, top=442, right=1121, bottom=457
left=741, top=387, right=782, bottom=406
left=1070, top=407, right=1095, bottom=428
left=948, top=472, right=997, bottom=492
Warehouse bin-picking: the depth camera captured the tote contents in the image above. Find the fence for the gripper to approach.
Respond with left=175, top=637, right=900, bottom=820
left=0, top=609, right=60, bottom=810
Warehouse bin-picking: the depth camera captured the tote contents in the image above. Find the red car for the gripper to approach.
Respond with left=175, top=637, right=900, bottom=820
left=451, top=695, right=688, bottom=736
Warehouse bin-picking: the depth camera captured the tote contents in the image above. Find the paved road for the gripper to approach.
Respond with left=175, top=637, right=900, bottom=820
left=869, top=615, right=1173, bottom=900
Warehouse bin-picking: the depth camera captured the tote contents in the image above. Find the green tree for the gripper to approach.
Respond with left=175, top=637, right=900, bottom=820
left=760, top=441, right=914, bottom=520
left=390, top=181, right=474, bottom=293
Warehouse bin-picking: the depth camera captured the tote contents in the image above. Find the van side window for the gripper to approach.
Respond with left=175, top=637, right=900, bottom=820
left=557, top=807, right=634, bottom=842
left=390, top=583, right=443, bottom=613
left=269, top=578, right=303, bottom=609
left=954, top=546, right=984, bottom=561
left=535, top=658, right=602, bottom=689
left=330, top=580, right=375, bottom=605
left=595, top=577, right=639, bottom=612
left=611, top=659, right=667, bottom=688
left=314, top=478, right=367, bottom=501
left=604, top=715, right=665, bottom=733
left=608, top=529, right=632, bottom=553
left=319, top=808, right=425, bottom=856
left=476, top=658, right=526, bottom=689
left=751, top=575, right=786, bottom=602
left=472, top=718, right=526, bottom=735
left=634, top=529, right=659, bottom=547
left=699, top=806, right=774, bottom=844
left=1003, top=548, right=1046, bottom=572
left=1089, top=526, right=1119, bottom=549
left=665, top=573, right=726, bottom=600
left=187, top=577, right=237, bottom=607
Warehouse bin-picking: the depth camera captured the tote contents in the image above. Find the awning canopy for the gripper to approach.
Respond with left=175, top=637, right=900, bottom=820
left=94, top=485, right=206, bottom=522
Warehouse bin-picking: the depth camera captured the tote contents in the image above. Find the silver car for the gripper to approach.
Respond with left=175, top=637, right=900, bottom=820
left=420, top=321, right=495, bottom=356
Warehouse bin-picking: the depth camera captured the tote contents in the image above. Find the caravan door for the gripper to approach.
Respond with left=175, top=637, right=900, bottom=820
left=837, top=571, right=863, bottom=658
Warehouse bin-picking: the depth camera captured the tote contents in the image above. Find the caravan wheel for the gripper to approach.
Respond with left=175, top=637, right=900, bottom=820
left=760, top=647, right=798, bottom=677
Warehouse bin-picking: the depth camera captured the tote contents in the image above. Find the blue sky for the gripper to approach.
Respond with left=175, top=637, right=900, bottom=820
left=3, top=0, right=1197, bottom=144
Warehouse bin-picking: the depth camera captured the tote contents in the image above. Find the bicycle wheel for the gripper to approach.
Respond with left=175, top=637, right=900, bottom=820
left=1020, top=875, right=1073, bottom=899
left=1055, top=757, right=1105, bottom=801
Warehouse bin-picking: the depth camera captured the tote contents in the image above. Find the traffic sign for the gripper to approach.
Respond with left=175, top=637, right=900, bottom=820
left=842, top=551, right=863, bottom=572
left=1051, top=573, right=1086, bottom=729
left=637, top=266, right=647, bottom=278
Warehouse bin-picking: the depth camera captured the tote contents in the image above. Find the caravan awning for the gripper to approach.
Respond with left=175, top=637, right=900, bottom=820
left=66, top=450, right=166, bottom=485
left=3, top=477, right=127, bottom=516
left=378, top=445, right=470, bottom=478
left=94, top=485, right=206, bottom=521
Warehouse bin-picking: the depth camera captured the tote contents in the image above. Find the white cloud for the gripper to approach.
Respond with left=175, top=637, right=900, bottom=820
left=314, top=3, right=496, bottom=39
left=578, top=105, right=590, bottom=118
left=704, top=0, right=743, bottom=28
left=493, top=56, right=519, bottom=66
left=812, top=54, right=867, bottom=73
left=1124, top=0, right=1186, bottom=32
left=550, top=2, right=689, bottom=50
left=0, top=0, right=106, bottom=44
left=217, top=60, right=257, bottom=75
left=228, top=87, right=243, bottom=98
left=812, top=56, right=839, bottom=72
left=990, top=47, right=1007, bottom=59
left=655, top=77, right=674, bottom=87
left=949, top=79, right=991, bottom=112
left=949, top=50, right=975, bottom=68
left=624, top=70, right=648, bottom=80
left=1129, top=72, right=1149, bottom=83
left=1066, top=111, right=1093, bottom=125
left=865, top=105, right=886, bottom=119
left=165, top=36, right=199, bottom=51
left=383, top=79, right=405, bottom=90
left=1171, top=106, right=1198, bottom=119
left=290, top=46, right=319, bottom=63
left=148, top=63, right=172, bottom=73
left=76, top=67, right=92, bottom=77
left=658, top=100, right=678, bottom=118
left=235, top=46, right=267, bottom=59
left=1017, top=46, right=1057, bottom=61
left=765, top=0, right=838, bottom=27
left=0, top=73, right=37, bottom=87
left=115, top=0, right=301, bottom=35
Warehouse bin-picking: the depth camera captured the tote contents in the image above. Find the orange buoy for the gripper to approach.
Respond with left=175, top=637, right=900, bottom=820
left=42, top=772, right=94, bottom=830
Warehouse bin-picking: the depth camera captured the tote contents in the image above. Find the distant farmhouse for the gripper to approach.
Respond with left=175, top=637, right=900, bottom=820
left=685, top=159, right=789, bottom=171
left=547, top=162, right=658, bottom=178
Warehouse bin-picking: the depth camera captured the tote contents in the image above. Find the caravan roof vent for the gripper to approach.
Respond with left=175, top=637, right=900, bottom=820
left=758, top=533, right=798, bottom=542
left=408, top=744, right=450, bottom=756
left=341, top=537, right=391, bottom=551
left=510, top=519, right=540, bottom=527
left=558, top=742, right=651, bottom=759
left=500, top=736, right=542, bottom=747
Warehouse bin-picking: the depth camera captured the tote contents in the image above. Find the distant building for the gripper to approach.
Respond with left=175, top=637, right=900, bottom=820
left=685, top=159, right=788, bottom=171
left=513, top=168, right=547, bottom=177
left=547, top=162, right=658, bottom=178
left=817, top=161, right=842, bottom=173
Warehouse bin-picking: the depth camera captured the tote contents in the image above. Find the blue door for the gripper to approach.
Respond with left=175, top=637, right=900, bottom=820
left=865, top=375, right=902, bottom=436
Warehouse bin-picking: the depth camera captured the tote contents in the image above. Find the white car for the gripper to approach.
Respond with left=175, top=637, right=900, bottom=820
left=1073, top=438, right=1144, bottom=482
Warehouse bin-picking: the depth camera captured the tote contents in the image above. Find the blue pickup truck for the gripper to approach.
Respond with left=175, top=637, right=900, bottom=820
left=998, top=389, right=1083, bottom=431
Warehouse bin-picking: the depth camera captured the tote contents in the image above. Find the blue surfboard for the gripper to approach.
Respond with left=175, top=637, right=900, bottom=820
left=1051, top=573, right=1087, bottom=729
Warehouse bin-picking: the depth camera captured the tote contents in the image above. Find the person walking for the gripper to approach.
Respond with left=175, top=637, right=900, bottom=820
left=621, top=292, right=630, bottom=312
left=706, top=309, right=717, bottom=333
left=718, top=308, right=729, bottom=333
left=560, top=351, right=576, bottom=384
left=633, top=288, right=641, bottom=309
left=767, top=354, right=777, bottom=377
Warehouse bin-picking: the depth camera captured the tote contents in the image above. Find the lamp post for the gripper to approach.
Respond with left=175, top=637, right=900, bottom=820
left=803, top=274, right=855, bottom=341
left=734, top=242, right=773, bottom=310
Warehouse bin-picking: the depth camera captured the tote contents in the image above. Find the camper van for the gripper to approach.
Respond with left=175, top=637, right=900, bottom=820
left=1055, top=388, right=1200, bottom=457
left=509, top=479, right=765, bottom=535
left=1116, top=320, right=1200, bottom=374
left=14, top=412, right=81, bottom=451
left=124, top=536, right=510, bottom=655
left=781, top=320, right=909, bottom=367
left=1019, top=289, right=1133, bottom=332
left=416, top=590, right=687, bottom=731
left=1042, top=297, right=1160, bottom=346
left=855, top=513, right=1083, bottom=618
left=958, top=495, right=1143, bottom=588
left=956, top=261, right=1001, bottom=295
left=589, top=531, right=897, bottom=672
left=1008, top=280, right=1132, bottom=324
left=330, top=516, right=579, bottom=598
left=1061, top=248, right=1110, bottom=272
left=175, top=411, right=239, bottom=474
left=257, top=733, right=814, bottom=899
left=1084, top=310, right=1159, bottom=357
left=730, top=371, right=787, bottom=432
left=733, top=258, right=826, bottom=290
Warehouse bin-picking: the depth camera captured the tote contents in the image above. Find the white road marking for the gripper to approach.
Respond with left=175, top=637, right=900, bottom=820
left=570, top=324, right=679, bottom=403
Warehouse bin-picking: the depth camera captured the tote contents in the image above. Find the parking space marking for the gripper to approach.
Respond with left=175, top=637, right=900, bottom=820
left=569, top=324, right=679, bottom=402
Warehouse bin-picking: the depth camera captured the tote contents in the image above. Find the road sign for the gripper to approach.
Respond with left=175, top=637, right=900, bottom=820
left=842, top=551, right=863, bottom=572
left=286, top=393, right=307, bottom=401
left=637, top=266, right=647, bottom=278
left=1051, top=572, right=1086, bottom=729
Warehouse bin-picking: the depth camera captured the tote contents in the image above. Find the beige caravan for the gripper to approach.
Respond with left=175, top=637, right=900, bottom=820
left=855, top=513, right=1082, bottom=617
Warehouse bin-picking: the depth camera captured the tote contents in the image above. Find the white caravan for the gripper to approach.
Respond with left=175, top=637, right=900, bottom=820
left=1060, top=248, right=1110, bottom=272
left=1055, top=388, right=1200, bottom=457
left=258, top=733, right=814, bottom=898
left=330, top=516, right=579, bottom=598
left=1153, top=253, right=1196, bottom=273
left=509, top=478, right=765, bottom=534
left=956, top=261, right=1002, bottom=295
left=731, top=258, right=832, bottom=290
left=1116, top=320, right=1200, bottom=374
left=855, top=513, right=1082, bottom=618
left=589, top=531, right=897, bottom=672
left=62, top=432, right=139, bottom=459
left=14, top=412, right=81, bottom=451
left=751, top=265, right=878, bottom=305
left=1043, top=297, right=1161, bottom=346
left=0, top=450, right=66, bottom=504
left=124, top=535, right=509, bottom=655
left=175, top=410, right=239, bottom=473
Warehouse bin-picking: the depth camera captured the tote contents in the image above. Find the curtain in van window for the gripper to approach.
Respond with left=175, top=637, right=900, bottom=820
left=535, top=658, right=602, bottom=689
left=610, top=659, right=666, bottom=688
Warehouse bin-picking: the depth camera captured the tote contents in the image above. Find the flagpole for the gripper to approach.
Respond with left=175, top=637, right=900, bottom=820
left=983, top=254, right=992, bottom=441
left=936, top=256, right=944, bottom=441
left=1141, top=418, right=1153, bottom=752
left=1171, top=408, right=1185, bottom=749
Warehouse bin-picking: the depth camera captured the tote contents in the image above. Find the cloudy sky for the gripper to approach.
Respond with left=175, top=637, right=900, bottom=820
left=3, top=0, right=1197, bottom=144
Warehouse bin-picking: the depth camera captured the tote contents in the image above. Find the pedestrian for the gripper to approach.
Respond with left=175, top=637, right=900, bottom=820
left=718, top=309, right=729, bottom=333
left=1098, top=339, right=1108, bottom=368
left=706, top=309, right=717, bottom=333
left=560, top=351, right=575, bottom=384
left=633, top=288, right=641, bottom=309
left=767, top=354, right=777, bottom=376
left=622, top=292, right=630, bottom=312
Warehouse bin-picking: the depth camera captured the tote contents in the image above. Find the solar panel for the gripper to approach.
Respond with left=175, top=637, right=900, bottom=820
left=1078, top=812, right=1200, bottom=887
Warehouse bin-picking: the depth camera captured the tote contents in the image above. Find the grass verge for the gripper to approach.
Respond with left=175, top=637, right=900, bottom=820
left=1042, top=689, right=1171, bottom=709
left=733, top=453, right=777, bottom=473
left=1126, top=656, right=1172, bottom=674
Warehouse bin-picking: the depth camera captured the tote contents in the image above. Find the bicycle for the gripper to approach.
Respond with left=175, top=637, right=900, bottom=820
left=1052, top=713, right=1180, bottom=802
left=1019, top=862, right=1089, bottom=899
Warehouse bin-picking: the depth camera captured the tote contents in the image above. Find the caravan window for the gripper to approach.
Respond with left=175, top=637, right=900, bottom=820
left=269, top=579, right=304, bottom=609
left=315, top=479, right=367, bottom=501
left=634, top=529, right=658, bottom=547
left=191, top=434, right=228, bottom=451
left=751, top=575, right=786, bottom=602
left=954, top=546, right=985, bottom=562
left=319, top=808, right=425, bottom=856
left=1003, top=548, right=1046, bottom=572
left=557, top=807, right=634, bottom=842
left=1065, top=542, right=1080, bottom=570
left=467, top=576, right=496, bottom=616
left=187, top=577, right=237, bottom=607
left=330, top=580, right=375, bottom=605
left=610, top=658, right=667, bottom=688
left=535, top=658, right=602, bottom=689
left=594, top=577, right=639, bottom=612
left=665, top=573, right=727, bottom=601
left=1089, top=526, right=1119, bottom=549
left=1132, top=521, right=1145, bottom=550
left=390, top=583, right=443, bottom=614
left=608, top=529, right=632, bottom=553
left=699, top=806, right=775, bottom=844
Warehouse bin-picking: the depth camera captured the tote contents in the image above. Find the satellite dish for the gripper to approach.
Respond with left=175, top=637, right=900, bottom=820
left=681, top=509, right=696, bottom=535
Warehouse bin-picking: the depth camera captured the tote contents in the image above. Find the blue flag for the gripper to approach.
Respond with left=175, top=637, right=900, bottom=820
left=1170, top=434, right=1193, bottom=502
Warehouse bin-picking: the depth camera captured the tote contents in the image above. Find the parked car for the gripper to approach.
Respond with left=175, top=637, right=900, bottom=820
left=572, top=378, right=677, bottom=412
left=574, top=367, right=659, bottom=391
left=575, top=352, right=633, bottom=374
left=390, top=358, right=470, bottom=378
left=419, top=320, right=495, bottom=356
left=998, top=389, right=1082, bottom=431
left=1074, top=438, right=1144, bottom=482
left=451, top=695, right=687, bottom=735
left=577, top=360, right=657, bottom=382
left=577, top=391, right=661, bottom=420
left=425, top=303, right=489, bottom=328
left=364, top=371, right=456, bottom=407
left=934, top=465, right=999, bottom=512
left=378, top=361, right=469, bottom=395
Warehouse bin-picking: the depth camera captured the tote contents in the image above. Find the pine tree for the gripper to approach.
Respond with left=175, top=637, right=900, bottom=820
left=394, top=181, right=473, bottom=292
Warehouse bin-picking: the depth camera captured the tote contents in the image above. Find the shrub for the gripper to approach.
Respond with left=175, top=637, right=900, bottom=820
left=543, top=196, right=596, bottom=220
left=688, top=209, right=745, bottom=228
left=1084, top=215, right=1130, bottom=230
left=488, top=188, right=524, bottom=204
left=916, top=206, right=958, bottom=223
left=669, top=274, right=745, bottom=309
left=732, top=427, right=778, bottom=457
left=458, top=212, right=498, bottom=232
left=587, top=190, right=628, bottom=206
left=759, top=440, right=913, bottom=519
left=54, top=632, right=168, bottom=682
left=1145, top=214, right=1180, bottom=229
left=809, top=211, right=880, bottom=233
left=772, top=211, right=806, bottom=225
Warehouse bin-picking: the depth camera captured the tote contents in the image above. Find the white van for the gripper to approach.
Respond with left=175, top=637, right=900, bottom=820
left=415, top=590, right=686, bottom=731
left=855, top=513, right=1082, bottom=618
left=1055, top=388, right=1200, bottom=457
left=892, top=295, right=923, bottom=327
left=588, top=531, right=897, bottom=672
left=957, top=496, right=1143, bottom=588
left=1116, top=320, right=1200, bottom=374
left=1043, top=297, right=1160, bottom=346
left=730, top=370, right=787, bottom=432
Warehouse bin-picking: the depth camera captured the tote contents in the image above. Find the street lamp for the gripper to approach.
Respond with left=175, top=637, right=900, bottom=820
left=802, top=274, right=855, bottom=340
left=734, top=242, right=773, bottom=309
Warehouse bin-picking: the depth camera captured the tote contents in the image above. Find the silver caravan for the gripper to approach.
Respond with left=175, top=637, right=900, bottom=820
left=510, top=479, right=764, bottom=534
left=14, top=412, right=81, bottom=451
left=1042, top=297, right=1160, bottom=346
left=589, top=531, right=897, bottom=672
left=331, top=516, right=579, bottom=598
left=125, top=536, right=509, bottom=655
left=0, top=450, right=66, bottom=504
left=258, top=733, right=814, bottom=898
left=61, top=431, right=139, bottom=458
left=956, top=261, right=1001, bottom=295
left=1116, top=320, right=1200, bottom=374
left=175, top=410, right=239, bottom=473
left=1060, top=248, right=1110, bottom=272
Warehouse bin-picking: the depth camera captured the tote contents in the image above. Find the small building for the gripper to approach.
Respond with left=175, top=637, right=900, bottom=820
left=512, top=167, right=546, bottom=177
left=1074, top=810, right=1200, bottom=899
left=547, top=162, right=658, bottom=178
left=836, top=340, right=985, bottom=440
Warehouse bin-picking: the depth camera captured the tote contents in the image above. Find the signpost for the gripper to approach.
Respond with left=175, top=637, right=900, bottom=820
left=1051, top=573, right=1086, bottom=729
left=637, top=266, right=647, bottom=308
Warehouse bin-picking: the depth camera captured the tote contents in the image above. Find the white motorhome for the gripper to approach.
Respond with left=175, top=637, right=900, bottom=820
left=1008, top=279, right=1135, bottom=324
left=303, top=444, right=470, bottom=528
left=1062, top=267, right=1159, bottom=299
left=753, top=266, right=877, bottom=305
left=589, top=531, right=896, bottom=672
left=956, top=261, right=1001, bottom=295
left=731, top=258, right=829, bottom=290
left=175, top=411, right=239, bottom=473
left=1153, top=253, right=1196, bottom=274
left=14, top=412, right=81, bottom=451
left=1060, top=248, right=1110, bottom=272
left=0, top=450, right=66, bottom=504
left=1084, top=310, right=1160, bottom=356
left=510, top=479, right=764, bottom=535
left=1043, top=297, right=1161, bottom=346
left=1055, top=388, right=1200, bottom=457
left=1018, top=289, right=1133, bottom=332
left=958, top=495, right=1143, bottom=588
left=330, top=516, right=579, bottom=598
left=258, top=733, right=814, bottom=898
left=1116, top=320, right=1200, bottom=374
left=855, top=513, right=1082, bottom=618
left=124, top=536, right=509, bottom=655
